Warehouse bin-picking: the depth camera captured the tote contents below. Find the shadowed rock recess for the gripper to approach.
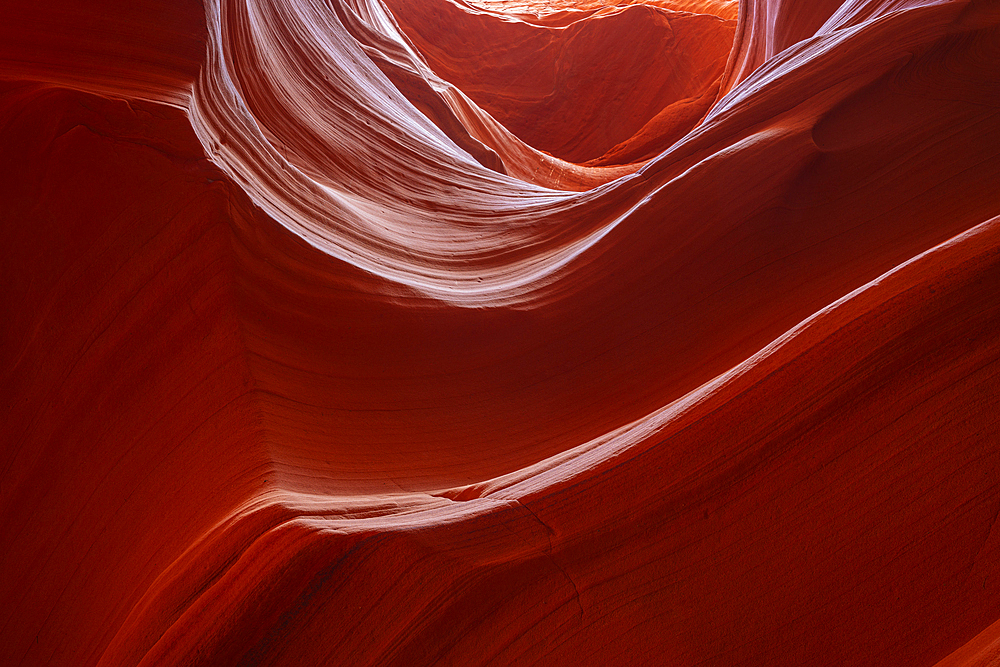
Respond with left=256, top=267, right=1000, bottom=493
left=2, top=0, right=999, bottom=664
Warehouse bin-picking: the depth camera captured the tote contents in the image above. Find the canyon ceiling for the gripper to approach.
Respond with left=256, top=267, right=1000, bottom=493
left=2, top=0, right=1000, bottom=665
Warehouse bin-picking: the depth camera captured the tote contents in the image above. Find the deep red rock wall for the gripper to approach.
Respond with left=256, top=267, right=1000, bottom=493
left=2, top=0, right=1000, bottom=665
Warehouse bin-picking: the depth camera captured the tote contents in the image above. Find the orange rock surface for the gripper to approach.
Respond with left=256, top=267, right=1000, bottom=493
left=2, top=0, right=999, bottom=665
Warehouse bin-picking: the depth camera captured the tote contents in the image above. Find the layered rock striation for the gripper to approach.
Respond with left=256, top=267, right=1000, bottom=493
left=2, top=0, right=1000, bottom=665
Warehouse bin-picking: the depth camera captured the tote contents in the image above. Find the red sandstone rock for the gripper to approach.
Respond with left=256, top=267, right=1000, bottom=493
left=382, top=0, right=736, bottom=163
left=1, top=0, right=999, bottom=665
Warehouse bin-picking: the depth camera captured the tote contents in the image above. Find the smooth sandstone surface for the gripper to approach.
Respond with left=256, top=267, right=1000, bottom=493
left=1, top=0, right=999, bottom=665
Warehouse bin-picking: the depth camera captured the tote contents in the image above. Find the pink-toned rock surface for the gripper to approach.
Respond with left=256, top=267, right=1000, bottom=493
left=2, top=0, right=1000, bottom=665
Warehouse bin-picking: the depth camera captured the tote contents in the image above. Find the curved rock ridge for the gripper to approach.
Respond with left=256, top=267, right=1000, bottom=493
left=1, top=0, right=1000, bottom=665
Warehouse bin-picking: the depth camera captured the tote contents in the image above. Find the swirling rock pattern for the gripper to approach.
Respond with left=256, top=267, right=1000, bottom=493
left=2, top=0, right=999, bottom=665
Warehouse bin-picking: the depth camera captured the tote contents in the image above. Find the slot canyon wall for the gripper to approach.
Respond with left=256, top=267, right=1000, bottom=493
left=2, top=0, right=1000, bottom=664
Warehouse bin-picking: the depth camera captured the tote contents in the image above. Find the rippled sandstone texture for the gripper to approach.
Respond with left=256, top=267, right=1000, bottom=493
left=2, top=0, right=1000, bottom=665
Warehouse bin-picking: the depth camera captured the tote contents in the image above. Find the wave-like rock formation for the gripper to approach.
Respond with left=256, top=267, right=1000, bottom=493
left=2, top=0, right=999, bottom=664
